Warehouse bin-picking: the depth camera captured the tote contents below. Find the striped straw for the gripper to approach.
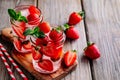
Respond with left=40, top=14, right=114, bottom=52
left=0, top=50, right=16, bottom=80
left=0, top=43, right=28, bottom=80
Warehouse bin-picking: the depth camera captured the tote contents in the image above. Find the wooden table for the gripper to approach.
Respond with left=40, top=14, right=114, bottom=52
left=0, top=0, right=120, bottom=80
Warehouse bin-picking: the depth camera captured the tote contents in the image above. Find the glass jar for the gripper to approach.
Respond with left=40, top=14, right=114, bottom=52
left=10, top=5, right=43, bottom=53
left=32, top=31, right=66, bottom=74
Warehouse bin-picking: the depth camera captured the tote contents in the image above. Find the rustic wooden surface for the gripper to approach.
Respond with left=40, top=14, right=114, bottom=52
left=0, top=0, right=120, bottom=80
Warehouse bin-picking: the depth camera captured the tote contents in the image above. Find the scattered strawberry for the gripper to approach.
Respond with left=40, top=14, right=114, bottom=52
left=23, top=40, right=32, bottom=49
left=29, top=5, right=40, bottom=16
left=64, top=24, right=79, bottom=40
left=84, top=42, right=100, bottom=60
left=36, top=35, right=49, bottom=46
left=38, top=22, right=51, bottom=33
left=49, top=27, right=63, bottom=41
left=40, top=42, right=62, bottom=59
left=13, top=38, right=22, bottom=51
left=38, top=59, right=53, bottom=71
left=63, top=50, right=77, bottom=67
left=32, top=48, right=42, bottom=60
left=68, top=11, right=84, bottom=25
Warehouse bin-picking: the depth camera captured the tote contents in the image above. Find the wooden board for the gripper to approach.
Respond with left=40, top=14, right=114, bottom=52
left=12, top=49, right=77, bottom=80
left=82, top=0, right=120, bottom=80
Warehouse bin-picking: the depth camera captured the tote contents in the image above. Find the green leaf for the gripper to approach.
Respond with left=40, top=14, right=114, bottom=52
left=8, top=9, right=16, bottom=20
left=16, top=12, right=21, bottom=20
left=34, top=31, right=45, bottom=38
left=23, top=29, right=34, bottom=36
left=18, top=16, right=28, bottom=23
left=33, top=27, right=39, bottom=33
left=64, top=23, right=69, bottom=30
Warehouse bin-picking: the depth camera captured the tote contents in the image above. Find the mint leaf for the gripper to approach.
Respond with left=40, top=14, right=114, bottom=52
left=23, top=29, right=34, bottom=36
left=34, top=31, right=45, bottom=38
left=8, top=9, right=28, bottom=23
left=8, top=9, right=16, bottom=20
left=18, top=16, right=28, bottom=23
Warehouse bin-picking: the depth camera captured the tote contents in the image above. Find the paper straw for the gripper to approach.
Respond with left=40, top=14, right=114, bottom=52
left=0, top=43, right=28, bottom=80
left=0, top=50, right=16, bottom=80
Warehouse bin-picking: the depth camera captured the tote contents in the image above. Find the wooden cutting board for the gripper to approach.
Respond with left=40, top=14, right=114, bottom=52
left=1, top=27, right=77, bottom=80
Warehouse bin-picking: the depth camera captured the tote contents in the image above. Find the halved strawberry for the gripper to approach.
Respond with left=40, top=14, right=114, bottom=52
left=23, top=41, right=32, bottom=49
left=29, top=5, right=40, bottom=16
left=27, top=14, right=39, bottom=22
left=63, top=50, right=77, bottom=67
left=32, top=48, right=42, bottom=60
left=12, top=26, right=26, bottom=39
left=13, top=38, right=22, bottom=51
left=38, top=22, right=51, bottom=33
left=38, top=59, right=53, bottom=71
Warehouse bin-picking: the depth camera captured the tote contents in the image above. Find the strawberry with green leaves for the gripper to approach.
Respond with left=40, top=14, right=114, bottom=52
left=64, top=24, right=79, bottom=40
left=49, top=27, right=63, bottom=42
left=84, top=42, right=100, bottom=60
left=68, top=11, right=84, bottom=25
left=63, top=50, right=77, bottom=67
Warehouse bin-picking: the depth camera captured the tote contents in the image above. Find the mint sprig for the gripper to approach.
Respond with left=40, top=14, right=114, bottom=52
left=8, top=9, right=28, bottom=23
left=23, top=27, right=45, bottom=38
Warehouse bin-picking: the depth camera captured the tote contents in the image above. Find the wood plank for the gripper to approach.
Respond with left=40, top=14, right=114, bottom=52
left=38, top=0, right=92, bottom=80
left=82, top=0, right=120, bottom=80
left=0, top=0, right=36, bottom=80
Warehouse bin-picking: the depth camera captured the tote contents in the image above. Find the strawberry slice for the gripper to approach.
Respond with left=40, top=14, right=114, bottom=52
left=29, top=5, right=40, bottom=16
left=32, top=48, right=42, bottom=60
left=13, top=38, right=22, bottom=51
left=40, top=42, right=62, bottom=59
left=27, top=14, right=39, bottom=22
left=38, top=59, right=53, bottom=71
left=36, top=35, right=49, bottom=46
left=63, top=50, right=77, bottom=67
left=23, top=41, right=32, bottom=49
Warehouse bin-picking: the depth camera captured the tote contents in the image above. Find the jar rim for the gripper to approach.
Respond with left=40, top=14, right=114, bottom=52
left=10, top=5, right=43, bottom=25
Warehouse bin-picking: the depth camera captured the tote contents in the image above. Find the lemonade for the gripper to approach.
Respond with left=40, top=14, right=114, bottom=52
left=8, top=5, right=65, bottom=73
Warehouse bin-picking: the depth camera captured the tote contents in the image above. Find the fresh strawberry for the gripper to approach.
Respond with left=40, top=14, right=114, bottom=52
left=23, top=41, right=32, bottom=49
left=36, top=35, right=49, bottom=46
left=32, top=48, right=42, bottom=60
left=40, top=42, right=62, bottom=59
left=65, top=26, right=79, bottom=39
left=12, top=26, right=26, bottom=39
left=29, top=5, right=40, bottom=16
left=84, top=42, right=100, bottom=60
left=68, top=11, right=84, bottom=25
left=38, top=22, right=51, bottom=33
left=13, top=38, right=22, bottom=51
left=49, top=27, right=63, bottom=41
left=63, top=50, right=77, bottom=67
left=38, top=59, right=53, bottom=71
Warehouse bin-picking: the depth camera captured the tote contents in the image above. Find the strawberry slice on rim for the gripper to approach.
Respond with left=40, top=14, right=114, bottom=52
left=13, top=38, right=22, bottom=51
left=38, top=59, right=53, bottom=71
left=29, top=5, right=41, bottom=16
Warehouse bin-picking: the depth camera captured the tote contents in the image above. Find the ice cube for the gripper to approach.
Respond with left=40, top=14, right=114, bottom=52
left=21, top=9, right=30, bottom=17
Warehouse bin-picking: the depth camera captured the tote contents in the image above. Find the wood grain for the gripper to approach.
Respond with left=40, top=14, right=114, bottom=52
left=82, top=0, right=120, bottom=80
left=38, top=0, right=92, bottom=80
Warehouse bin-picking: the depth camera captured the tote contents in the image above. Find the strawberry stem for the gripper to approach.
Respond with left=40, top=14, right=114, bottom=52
left=72, top=49, right=77, bottom=52
left=78, top=11, right=85, bottom=19
left=63, top=23, right=70, bottom=31
left=87, top=42, right=92, bottom=46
